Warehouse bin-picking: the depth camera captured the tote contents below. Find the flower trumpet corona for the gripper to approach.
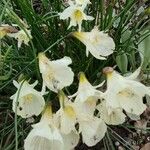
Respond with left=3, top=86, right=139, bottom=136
left=103, top=67, right=150, bottom=115
left=38, top=53, right=74, bottom=93
left=10, top=80, right=45, bottom=118
left=72, top=27, right=115, bottom=59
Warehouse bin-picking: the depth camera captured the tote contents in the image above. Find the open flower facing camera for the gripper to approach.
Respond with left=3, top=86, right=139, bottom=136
left=59, top=0, right=94, bottom=31
left=10, top=80, right=45, bottom=118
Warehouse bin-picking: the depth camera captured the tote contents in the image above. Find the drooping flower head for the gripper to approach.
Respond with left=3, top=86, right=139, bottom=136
left=55, top=90, right=77, bottom=134
left=38, top=53, right=74, bottom=93
left=103, top=67, right=149, bottom=115
left=59, top=2, right=94, bottom=32
left=68, top=73, right=107, bottom=146
left=10, top=80, right=45, bottom=118
left=8, top=29, right=32, bottom=48
left=24, top=104, right=64, bottom=150
left=72, top=27, right=115, bottom=59
left=24, top=103, right=79, bottom=150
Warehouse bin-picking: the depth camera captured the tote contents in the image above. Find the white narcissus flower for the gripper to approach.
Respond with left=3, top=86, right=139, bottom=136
left=72, top=27, right=115, bottom=59
left=103, top=67, right=150, bottom=115
left=55, top=91, right=77, bottom=134
left=97, top=100, right=126, bottom=125
left=24, top=105, right=64, bottom=150
left=25, top=104, right=79, bottom=150
left=59, top=3, right=94, bottom=32
left=73, top=97, right=107, bottom=147
left=10, top=80, right=45, bottom=118
left=72, top=72, right=104, bottom=103
left=38, top=53, right=74, bottom=93
left=8, top=29, right=32, bottom=48
left=70, top=72, right=107, bottom=146
left=73, top=99, right=107, bottom=147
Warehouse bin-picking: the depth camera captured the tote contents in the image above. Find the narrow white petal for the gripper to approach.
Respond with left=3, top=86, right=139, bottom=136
left=125, top=67, right=141, bottom=80
left=93, top=80, right=105, bottom=88
left=30, top=80, right=38, bottom=88
left=86, top=15, right=94, bottom=20
left=13, top=80, right=19, bottom=88
left=59, top=6, right=74, bottom=20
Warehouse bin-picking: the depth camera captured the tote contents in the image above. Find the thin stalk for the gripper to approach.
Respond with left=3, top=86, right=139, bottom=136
left=14, top=80, right=25, bottom=150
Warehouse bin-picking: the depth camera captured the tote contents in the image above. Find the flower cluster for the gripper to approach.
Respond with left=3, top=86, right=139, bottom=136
left=9, top=0, right=150, bottom=150
left=11, top=54, right=150, bottom=149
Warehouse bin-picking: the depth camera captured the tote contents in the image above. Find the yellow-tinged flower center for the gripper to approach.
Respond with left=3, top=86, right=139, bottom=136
left=45, top=69, right=54, bottom=80
left=91, top=35, right=100, bottom=45
left=18, top=33, right=26, bottom=40
left=86, top=96, right=96, bottom=104
left=64, top=106, right=76, bottom=118
left=117, top=88, right=135, bottom=98
left=23, top=94, right=33, bottom=103
left=74, top=9, right=83, bottom=21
